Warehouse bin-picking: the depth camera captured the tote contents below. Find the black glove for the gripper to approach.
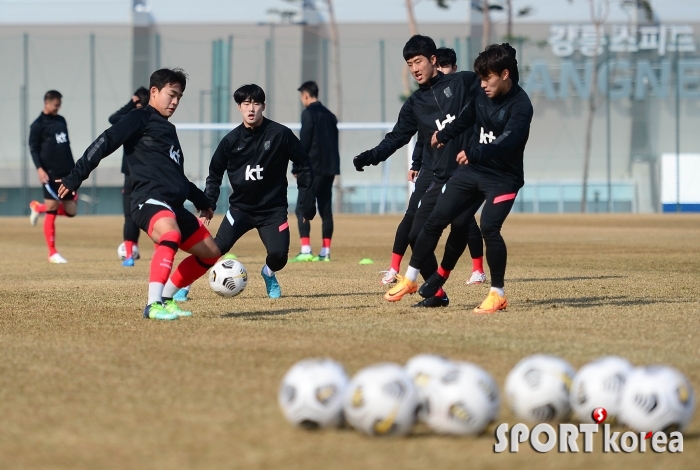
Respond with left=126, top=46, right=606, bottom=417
left=353, top=151, right=373, bottom=172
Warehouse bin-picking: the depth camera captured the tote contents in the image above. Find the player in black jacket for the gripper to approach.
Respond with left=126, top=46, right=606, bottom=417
left=58, top=69, right=221, bottom=321
left=290, top=81, right=339, bottom=262
left=380, top=47, right=488, bottom=289
left=392, top=44, right=533, bottom=314
left=354, top=35, right=481, bottom=307
left=109, top=87, right=149, bottom=267
left=203, top=84, right=315, bottom=298
left=28, top=90, right=77, bottom=264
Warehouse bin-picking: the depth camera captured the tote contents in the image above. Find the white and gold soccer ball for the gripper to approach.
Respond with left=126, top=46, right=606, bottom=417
left=343, top=363, right=419, bottom=437
left=208, top=259, right=247, bottom=297
left=278, top=358, right=349, bottom=429
left=570, top=356, right=634, bottom=423
left=423, top=361, right=500, bottom=435
left=505, top=354, right=575, bottom=422
left=618, top=365, right=695, bottom=433
left=404, top=354, right=455, bottom=422
left=117, top=242, right=140, bottom=260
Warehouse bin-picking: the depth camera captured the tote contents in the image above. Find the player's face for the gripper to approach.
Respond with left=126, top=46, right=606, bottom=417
left=480, top=69, right=511, bottom=98
left=150, top=83, right=183, bottom=118
left=44, top=99, right=61, bottom=116
left=238, top=100, right=265, bottom=127
left=406, top=55, right=437, bottom=85
left=437, top=64, right=457, bottom=75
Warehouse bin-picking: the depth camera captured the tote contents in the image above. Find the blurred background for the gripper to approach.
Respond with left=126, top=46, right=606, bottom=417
left=1, top=0, right=699, bottom=215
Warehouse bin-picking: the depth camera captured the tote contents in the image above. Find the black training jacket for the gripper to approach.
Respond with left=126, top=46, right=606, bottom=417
left=360, top=70, right=479, bottom=183
left=436, top=84, right=533, bottom=188
left=109, top=100, right=139, bottom=176
left=29, top=113, right=75, bottom=177
left=61, top=105, right=210, bottom=212
left=294, top=101, right=340, bottom=176
left=205, top=118, right=315, bottom=217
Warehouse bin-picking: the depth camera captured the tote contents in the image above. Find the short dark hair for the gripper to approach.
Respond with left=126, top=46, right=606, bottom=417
left=134, top=87, right=149, bottom=105
left=436, top=47, right=457, bottom=68
left=44, top=90, right=62, bottom=102
left=149, top=68, right=188, bottom=92
left=474, top=43, right=519, bottom=83
left=298, top=81, right=319, bottom=98
left=402, top=35, right=437, bottom=62
left=234, top=84, right=265, bottom=104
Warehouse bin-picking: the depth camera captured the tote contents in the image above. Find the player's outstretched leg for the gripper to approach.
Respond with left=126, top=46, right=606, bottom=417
left=143, top=215, right=182, bottom=320
left=466, top=216, right=487, bottom=285
left=259, top=217, right=289, bottom=298
left=291, top=200, right=314, bottom=262
left=29, top=200, right=46, bottom=226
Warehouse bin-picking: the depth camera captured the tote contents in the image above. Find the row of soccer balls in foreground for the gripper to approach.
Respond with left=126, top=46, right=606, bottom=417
left=278, top=354, right=696, bottom=436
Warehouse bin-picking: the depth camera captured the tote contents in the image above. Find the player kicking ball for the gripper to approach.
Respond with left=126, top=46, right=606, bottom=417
left=28, top=90, right=78, bottom=264
left=58, top=68, right=222, bottom=321
left=388, top=44, right=533, bottom=313
left=203, top=84, right=316, bottom=299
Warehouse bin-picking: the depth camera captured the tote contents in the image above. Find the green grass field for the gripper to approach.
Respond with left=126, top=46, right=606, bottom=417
left=0, top=213, right=698, bottom=469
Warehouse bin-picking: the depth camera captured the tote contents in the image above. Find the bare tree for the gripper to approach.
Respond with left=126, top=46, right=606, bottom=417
left=322, top=0, right=343, bottom=120
left=579, top=0, right=610, bottom=212
left=504, top=0, right=533, bottom=39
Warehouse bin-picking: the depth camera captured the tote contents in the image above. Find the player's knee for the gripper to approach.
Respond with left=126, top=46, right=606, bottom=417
left=266, top=252, right=287, bottom=272
left=159, top=230, right=181, bottom=250
left=480, top=224, right=503, bottom=243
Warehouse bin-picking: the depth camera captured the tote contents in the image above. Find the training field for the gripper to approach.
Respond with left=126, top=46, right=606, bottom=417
left=0, top=213, right=698, bottom=469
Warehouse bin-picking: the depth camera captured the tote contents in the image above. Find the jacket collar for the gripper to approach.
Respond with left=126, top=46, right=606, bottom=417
left=418, top=70, right=444, bottom=90
left=492, top=83, right=519, bottom=105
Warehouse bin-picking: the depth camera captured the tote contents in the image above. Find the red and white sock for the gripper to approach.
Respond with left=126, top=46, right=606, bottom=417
left=147, top=231, right=180, bottom=304
left=320, top=238, right=331, bottom=257
left=472, top=256, right=484, bottom=274
left=300, top=237, right=312, bottom=254
left=437, top=266, right=451, bottom=279
left=124, top=240, right=134, bottom=259
left=162, top=254, right=218, bottom=298
left=390, top=253, right=403, bottom=273
left=44, top=211, right=57, bottom=256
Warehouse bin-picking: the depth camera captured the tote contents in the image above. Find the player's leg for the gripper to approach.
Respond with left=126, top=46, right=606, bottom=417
left=386, top=171, right=479, bottom=302
left=256, top=213, right=290, bottom=299
left=42, top=180, right=71, bottom=263
left=122, top=176, right=140, bottom=266
left=291, top=190, right=314, bottom=262
left=465, top=214, right=487, bottom=285
left=314, top=175, right=334, bottom=261
left=29, top=199, right=47, bottom=226
left=382, top=171, right=431, bottom=284
left=133, top=204, right=183, bottom=320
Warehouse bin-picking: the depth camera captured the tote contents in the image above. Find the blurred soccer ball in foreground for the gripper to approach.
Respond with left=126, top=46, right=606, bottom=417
left=570, top=356, right=633, bottom=423
left=505, top=354, right=575, bottom=422
left=404, top=354, right=454, bottom=422
left=618, top=365, right=695, bottom=433
left=117, top=242, right=140, bottom=260
left=423, top=361, right=500, bottom=435
left=343, top=363, right=419, bottom=436
left=278, top=358, right=349, bottom=429
left=208, top=259, right=247, bottom=297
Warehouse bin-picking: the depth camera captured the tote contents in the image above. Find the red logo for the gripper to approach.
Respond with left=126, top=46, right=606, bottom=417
left=592, top=407, right=607, bottom=424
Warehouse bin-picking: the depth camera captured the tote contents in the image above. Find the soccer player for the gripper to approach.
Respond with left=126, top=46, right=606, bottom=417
left=109, top=87, right=150, bottom=267
left=58, top=68, right=222, bottom=321
left=28, top=90, right=77, bottom=264
left=388, top=44, right=533, bottom=314
left=290, top=80, right=339, bottom=262
left=204, top=84, right=315, bottom=298
left=353, top=36, right=480, bottom=308
left=380, top=47, right=487, bottom=288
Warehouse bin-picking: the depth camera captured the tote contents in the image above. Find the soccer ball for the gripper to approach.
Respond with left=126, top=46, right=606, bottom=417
left=117, top=242, right=140, bottom=260
left=278, top=358, right=349, bottom=429
left=505, top=354, right=575, bottom=422
left=404, top=354, right=454, bottom=422
left=343, top=363, right=419, bottom=436
left=208, top=259, right=247, bottom=297
left=618, top=365, right=695, bottom=433
left=570, top=356, right=634, bottom=423
left=423, top=361, right=500, bottom=435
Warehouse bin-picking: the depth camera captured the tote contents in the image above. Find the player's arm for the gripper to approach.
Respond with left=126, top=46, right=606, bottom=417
left=286, top=130, right=316, bottom=221
left=433, top=97, right=476, bottom=146
left=353, top=98, right=417, bottom=171
left=204, top=137, right=229, bottom=212
left=469, top=100, right=533, bottom=164
left=58, top=112, right=146, bottom=196
left=108, top=100, right=137, bottom=124
left=28, top=121, right=49, bottom=184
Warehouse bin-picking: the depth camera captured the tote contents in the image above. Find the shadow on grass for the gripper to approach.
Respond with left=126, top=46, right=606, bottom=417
left=282, top=292, right=379, bottom=299
left=520, top=295, right=692, bottom=308
left=222, top=308, right=307, bottom=319
left=510, top=275, right=625, bottom=283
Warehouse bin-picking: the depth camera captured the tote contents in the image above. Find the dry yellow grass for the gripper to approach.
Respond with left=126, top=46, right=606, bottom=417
left=0, top=213, right=698, bottom=469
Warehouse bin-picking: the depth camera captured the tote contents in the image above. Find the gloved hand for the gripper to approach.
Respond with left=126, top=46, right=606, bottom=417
left=353, top=151, right=373, bottom=172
